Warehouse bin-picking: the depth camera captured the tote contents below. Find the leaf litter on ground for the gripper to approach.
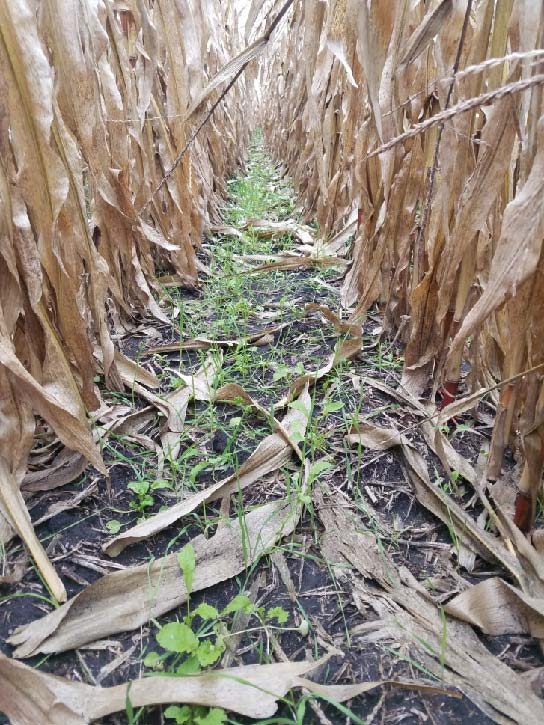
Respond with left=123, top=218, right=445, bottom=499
left=4, top=134, right=544, bottom=725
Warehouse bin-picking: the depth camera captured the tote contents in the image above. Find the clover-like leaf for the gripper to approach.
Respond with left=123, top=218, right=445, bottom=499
left=195, top=707, right=227, bottom=725
left=266, top=606, right=289, bottom=624
left=176, top=654, right=201, bottom=676
left=196, top=637, right=225, bottom=667
left=127, top=480, right=149, bottom=496
left=143, top=651, right=161, bottom=668
left=105, top=519, right=121, bottom=534
left=164, top=704, right=192, bottom=723
left=194, top=602, right=219, bottom=620
left=222, top=594, right=254, bottom=616
left=156, top=622, right=198, bottom=654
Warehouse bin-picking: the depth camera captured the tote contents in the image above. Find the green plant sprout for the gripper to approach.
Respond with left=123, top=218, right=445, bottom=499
left=128, top=478, right=172, bottom=520
left=145, top=543, right=292, bottom=723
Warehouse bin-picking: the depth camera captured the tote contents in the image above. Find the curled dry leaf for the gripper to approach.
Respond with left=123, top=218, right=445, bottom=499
left=305, top=302, right=361, bottom=335
left=0, top=458, right=67, bottom=602
left=116, top=352, right=222, bottom=460
left=445, top=577, right=544, bottom=640
left=0, top=341, right=105, bottom=474
left=399, top=0, right=453, bottom=67
left=0, top=652, right=321, bottom=723
left=275, top=337, right=361, bottom=409
left=320, top=212, right=357, bottom=257
left=159, top=352, right=223, bottom=458
left=242, top=255, right=347, bottom=275
left=185, top=39, right=266, bottom=121
left=210, top=224, right=244, bottom=238
left=345, top=421, right=407, bottom=450
left=21, top=449, right=87, bottom=493
left=239, top=218, right=315, bottom=246
left=215, top=382, right=303, bottom=455
left=105, top=350, right=160, bottom=390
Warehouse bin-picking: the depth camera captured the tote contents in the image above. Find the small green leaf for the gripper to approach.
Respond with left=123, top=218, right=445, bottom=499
left=194, top=602, right=219, bottom=620
left=125, top=682, right=135, bottom=722
left=195, top=708, right=227, bottom=725
left=266, top=606, right=289, bottom=624
left=151, top=478, right=171, bottom=490
left=196, top=637, right=225, bottom=667
left=323, top=400, right=344, bottom=415
left=272, top=364, right=289, bottom=381
left=177, top=543, right=196, bottom=595
left=156, top=622, right=198, bottom=654
left=143, top=651, right=161, bottom=668
left=164, top=704, right=192, bottom=723
left=229, top=417, right=242, bottom=428
left=289, top=400, right=310, bottom=417
left=307, top=459, right=332, bottom=484
left=106, top=519, right=121, bottom=534
left=189, top=461, right=209, bottom=484
left=127, top=480, right=149, bottom=496
left=222, top=594, right=254, bottom=615
left=176, top=654, right=201, bottom=675
left=288, top=424, right=305, bottom=443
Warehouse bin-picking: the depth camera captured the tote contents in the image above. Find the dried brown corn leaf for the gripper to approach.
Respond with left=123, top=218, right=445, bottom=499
left=316, top=489, right=544, bottom=724
left=21, top=449, right=87, bottom=493
left=345, top=421, right=407, bottom=450
left=10, top=497, right=301, bottom=656
left=0, top=458, right=66, bottom=602
left=445, top=577, right=544, bottom=639
left=0, top=651, right=323, bottom=723
left=275, top=337, right=361, bottom=410
left=0, top=648, right=455, bottom=724
left=243, top=255, right=347, bottom=275
left=145, top=323, right=290, bottom=353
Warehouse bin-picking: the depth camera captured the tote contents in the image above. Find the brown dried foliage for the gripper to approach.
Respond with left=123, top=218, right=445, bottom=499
left=0, top=0, right=249, bottom=597
left=261, top=0, right=544, bottom=526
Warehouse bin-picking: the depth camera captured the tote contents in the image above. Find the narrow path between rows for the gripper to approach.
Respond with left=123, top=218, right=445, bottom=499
left=1, top=136, right=533, bottom=725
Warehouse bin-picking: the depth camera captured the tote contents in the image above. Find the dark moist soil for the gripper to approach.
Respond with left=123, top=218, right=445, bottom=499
left=1, top=142, right=542, bottom=725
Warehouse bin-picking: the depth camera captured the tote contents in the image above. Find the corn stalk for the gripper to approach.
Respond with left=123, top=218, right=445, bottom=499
left=261, top=0, right=544, bottom=530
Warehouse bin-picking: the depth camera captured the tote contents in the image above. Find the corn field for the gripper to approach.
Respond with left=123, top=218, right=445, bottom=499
left=262, top=0, right=544, bottom=527
left=1, top=0, right=544, bottom=723
left=0, top=0, right=249, bottom=598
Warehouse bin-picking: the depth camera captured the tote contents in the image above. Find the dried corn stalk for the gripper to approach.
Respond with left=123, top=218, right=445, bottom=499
left=0, top=0, right=248, bottom=593
left=261, top=0, right=544, bottom=528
